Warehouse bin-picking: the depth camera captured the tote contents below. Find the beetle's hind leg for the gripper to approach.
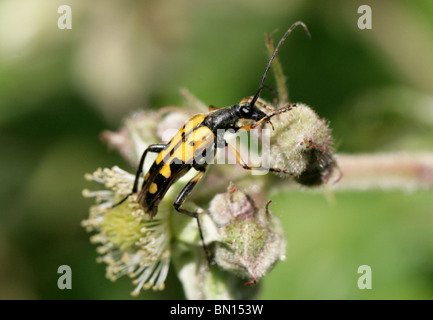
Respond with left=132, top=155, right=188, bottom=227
left=112, top=144, right=166, bottom=208
left=173, top=167, right=213, bottom=265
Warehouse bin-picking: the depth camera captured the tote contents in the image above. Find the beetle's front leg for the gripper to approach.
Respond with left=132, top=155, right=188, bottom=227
left=227, top=143, right=293, bottom=175
left=251, top=103, right=297, bottom=129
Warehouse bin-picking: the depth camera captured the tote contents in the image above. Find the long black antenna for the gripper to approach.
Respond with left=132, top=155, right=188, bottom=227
left=249, top=21, right=311, bottom=109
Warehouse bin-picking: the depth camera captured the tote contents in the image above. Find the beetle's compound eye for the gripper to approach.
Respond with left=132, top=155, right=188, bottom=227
left=239, top=105, right=252, bottom=118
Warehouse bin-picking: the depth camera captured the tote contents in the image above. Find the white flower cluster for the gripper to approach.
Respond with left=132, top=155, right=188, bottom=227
left=82, top=166, right=171, bottom=295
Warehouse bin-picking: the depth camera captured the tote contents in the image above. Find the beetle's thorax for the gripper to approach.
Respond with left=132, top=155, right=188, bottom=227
left=203, top=106, right=240, bottom=132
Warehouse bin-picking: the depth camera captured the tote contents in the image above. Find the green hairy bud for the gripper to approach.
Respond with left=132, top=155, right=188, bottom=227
left=209, top=183, right=286, bottom=284
left=270, top=103, right=337, bottom=185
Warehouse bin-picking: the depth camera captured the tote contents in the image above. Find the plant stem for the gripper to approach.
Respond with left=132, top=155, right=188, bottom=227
left=334, top=152, right=433, bottom=191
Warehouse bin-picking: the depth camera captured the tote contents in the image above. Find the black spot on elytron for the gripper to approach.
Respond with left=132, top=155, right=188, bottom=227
left=155, top=173, right=169, bottom=185
left=189, top=141, right=195, bottom=146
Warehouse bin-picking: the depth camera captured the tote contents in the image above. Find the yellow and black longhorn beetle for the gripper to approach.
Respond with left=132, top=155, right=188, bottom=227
left=120, top=21, right=310, bottom=260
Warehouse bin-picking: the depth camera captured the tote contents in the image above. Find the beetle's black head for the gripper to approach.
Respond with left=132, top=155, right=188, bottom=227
left=235, top=103, right=267, bottom=122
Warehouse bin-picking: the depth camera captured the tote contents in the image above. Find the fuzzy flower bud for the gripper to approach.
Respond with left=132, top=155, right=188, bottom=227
left=270, top=103, right=338, bottom=185
left=209, top=183, right=286, bottom=284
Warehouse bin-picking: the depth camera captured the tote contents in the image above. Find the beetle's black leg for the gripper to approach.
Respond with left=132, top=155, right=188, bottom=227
left=112, top=144, right=166, bottom=208
left=132, top=144, right=166, bottom=193
left=173, top=167, right=212, bottom=264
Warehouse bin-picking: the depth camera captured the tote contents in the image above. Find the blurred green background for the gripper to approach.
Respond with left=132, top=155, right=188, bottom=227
left=1, top=0, right=432, bottom=299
